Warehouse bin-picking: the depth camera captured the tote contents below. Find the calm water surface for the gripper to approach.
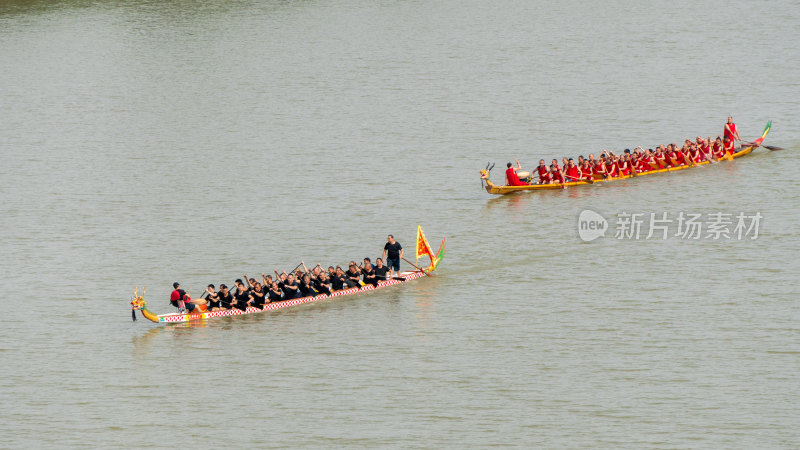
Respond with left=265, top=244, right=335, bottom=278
left=1, top=0, right=799, bottom=447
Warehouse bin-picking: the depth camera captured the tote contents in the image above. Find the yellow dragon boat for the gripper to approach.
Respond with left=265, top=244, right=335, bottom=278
left=479, top=121, right=772, bottom=195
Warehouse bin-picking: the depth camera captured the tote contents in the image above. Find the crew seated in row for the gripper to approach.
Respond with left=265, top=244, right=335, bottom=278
left=174, top=258, right=394, bottom=312
left=509, top=135, right=737, bottom=186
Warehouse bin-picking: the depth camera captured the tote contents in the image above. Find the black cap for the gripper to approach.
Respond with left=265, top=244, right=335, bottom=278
left=173, top=282, right=180, bottom=289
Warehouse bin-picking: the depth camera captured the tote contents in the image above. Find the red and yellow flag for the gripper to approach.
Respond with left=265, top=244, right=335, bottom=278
left=415, top=225, right=435, bottom=268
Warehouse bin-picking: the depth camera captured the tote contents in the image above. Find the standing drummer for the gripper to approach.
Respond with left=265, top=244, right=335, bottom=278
left=382, top=234, right=404, bottom=277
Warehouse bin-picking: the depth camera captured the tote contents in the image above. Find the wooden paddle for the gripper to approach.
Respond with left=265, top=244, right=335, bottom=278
left=401, top=257, right=431, bottom=277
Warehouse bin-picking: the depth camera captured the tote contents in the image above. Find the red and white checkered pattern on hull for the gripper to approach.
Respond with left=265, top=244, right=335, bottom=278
left=158, top=271, right=426, bottom=323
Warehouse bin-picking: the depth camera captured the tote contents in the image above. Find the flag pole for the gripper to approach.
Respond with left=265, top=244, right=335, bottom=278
left=402, top=257, right=431, bottom=277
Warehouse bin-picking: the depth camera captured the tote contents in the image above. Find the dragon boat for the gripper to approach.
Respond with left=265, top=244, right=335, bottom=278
left=131, top=228, right=445, bottom=324
left=480, top=121, right=772, bottom=195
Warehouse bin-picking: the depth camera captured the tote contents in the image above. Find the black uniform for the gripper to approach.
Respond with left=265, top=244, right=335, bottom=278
left=374, top=265, right=390, bottom=280
left=218, top=291, right=234, bottom=309
left=233, top=288, right=250, bottom=311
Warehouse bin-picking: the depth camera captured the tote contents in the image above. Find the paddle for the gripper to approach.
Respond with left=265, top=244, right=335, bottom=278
left=401, top=257, right=431, bottom=277
left=376, top=275, right=406, bottom=281
left=275, top=262, right=303, bottom=279
left=744, top=141, right=784, bottom=151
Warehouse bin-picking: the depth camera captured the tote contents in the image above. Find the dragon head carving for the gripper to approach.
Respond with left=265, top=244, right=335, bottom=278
left=131, top=287, right=147, bottom=310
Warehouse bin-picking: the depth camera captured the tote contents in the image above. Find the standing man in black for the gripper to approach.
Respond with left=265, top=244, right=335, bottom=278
left=382, top=234, right=404, bottom=278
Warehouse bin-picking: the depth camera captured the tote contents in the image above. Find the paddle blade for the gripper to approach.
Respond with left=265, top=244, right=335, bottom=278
left=132, top=309, right=137, bottom=322
left=763, top=145, right=784, bottom=151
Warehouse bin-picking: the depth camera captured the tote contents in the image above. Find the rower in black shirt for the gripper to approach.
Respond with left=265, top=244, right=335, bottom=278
left=298, top=274, right=317, bottom=297
left=268, top=282, right=284, bottom=302
left=345, top=262, right=362, bottom=288
left=204, top=284, right=223, bottom=311
left=249, top=283, right=266, bottom=309
left=331, top=267, right=346, bottom=291
left=374, top=258, right=390, bottom=281
left=233, top=279, right=250, bottom=311
left=281, top=273, right=301, bottom=299
left=360, top=258, right=378, bottom=287
left=313, top=272, right=332, bottom=296
left=217, top=284, right=234, bottom=309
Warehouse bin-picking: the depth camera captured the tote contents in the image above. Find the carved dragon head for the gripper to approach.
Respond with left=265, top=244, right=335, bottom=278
left=480, top=162, right=495, bottom=180
left=131, top=287, right=147, bottom=310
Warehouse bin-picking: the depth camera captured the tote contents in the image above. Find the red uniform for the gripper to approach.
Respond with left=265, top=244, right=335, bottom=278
left=537, top=165, right=548, bottom=183
left=724, top=139, right=735, bottom=155
left=712, top=142, right=723, bottom=158
left=724, top=122, right=738, bottom=143
left=667, top=151, right=679, bottom=166
left=594, top=163, right=606, bottom=177
left=565, top=165, right=580, bottom=181
left=505, top=167, right=527, bottom=186
left=637, top=156, right=651, bottom=172
left=581, top=163, right=593, bottom=180
left=617, top=160, right=630, bottom=176
left=605, top=161, right=617, bottom=177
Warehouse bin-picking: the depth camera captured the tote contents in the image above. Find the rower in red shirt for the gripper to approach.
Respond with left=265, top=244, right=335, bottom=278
left=673, top=144, right=685, bottom=166
left=637, top=150, right=654, bottom=172
left=564, top=158, right=581, bottom=182
left=680, top=145, right=694, bottom=165
left=690, top=144, right=704, bottom=163
left=593, top=160, right=607, bottom=178
left=550, top=164, right=564, bottom=184
left=580, top=160, right=593, bottom=181
left=697, top=137, right=713, bottom=161
left=535, top=159, right=548, bottom=184
left=723, top=136, right=736, bottom=155
left=724, top=116, right=741, bottom=145
left=505, top=161, right=528, bottom=186
left=617, top=156, right=631, bottom=176
left=711, top=137, right=724, bottom=159
left=604, top=157, right=618, bottom=178
left=653, top=146, right=667, bottom=168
